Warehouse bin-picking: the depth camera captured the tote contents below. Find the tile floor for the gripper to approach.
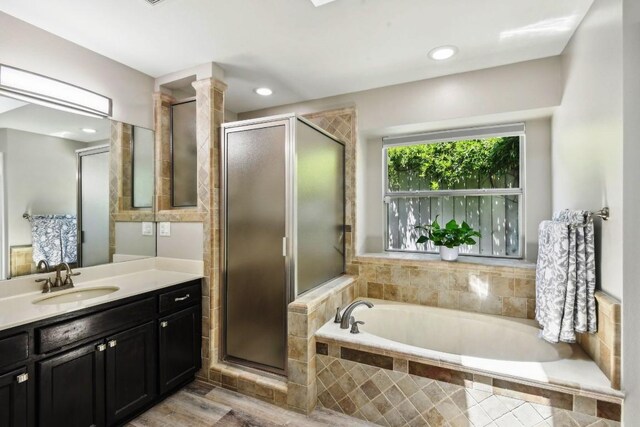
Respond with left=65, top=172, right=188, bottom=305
left=129, top=380, right=621, bottom=426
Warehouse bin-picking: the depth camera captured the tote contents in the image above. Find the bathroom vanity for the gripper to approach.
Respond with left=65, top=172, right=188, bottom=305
left=0, top=275, right=202, bottom=427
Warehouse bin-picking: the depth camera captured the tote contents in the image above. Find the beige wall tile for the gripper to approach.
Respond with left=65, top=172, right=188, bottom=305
left=502, top=297, right=527, bottom=318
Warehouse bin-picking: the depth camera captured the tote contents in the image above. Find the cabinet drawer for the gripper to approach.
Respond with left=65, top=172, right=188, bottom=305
left=0, top=333, right=28, bottom=370
left=36, top=297, right=155, bottom=354
left=159, top=282, right=200, bottom=313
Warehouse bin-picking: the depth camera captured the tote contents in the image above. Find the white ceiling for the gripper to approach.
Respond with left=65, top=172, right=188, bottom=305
left=0, top=0, right=593, bottom=113
left=0, top=96, right=110, bottom=143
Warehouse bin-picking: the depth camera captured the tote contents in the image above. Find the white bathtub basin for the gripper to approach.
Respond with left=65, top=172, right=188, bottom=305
left=354, top=301, right=572, bottom=362
left=316, top=299, right=621, bottom=397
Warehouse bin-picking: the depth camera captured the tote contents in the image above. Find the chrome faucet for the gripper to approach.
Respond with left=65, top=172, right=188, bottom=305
left=339, top=300, right=374, bottom=329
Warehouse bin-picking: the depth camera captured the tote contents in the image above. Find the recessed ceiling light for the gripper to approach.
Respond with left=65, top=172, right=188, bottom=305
left=82, top=128, right=97, bottom=134
left=428, top=46, right=458, bottom=61
left=310, top=0, right=338, bottom=6
left=254, top=87, right=273, bottom=96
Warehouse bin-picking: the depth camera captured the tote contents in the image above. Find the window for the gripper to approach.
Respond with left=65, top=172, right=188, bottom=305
left=383, top=123, right=524, bottom=258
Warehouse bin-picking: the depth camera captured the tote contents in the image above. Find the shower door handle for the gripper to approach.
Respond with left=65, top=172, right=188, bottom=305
left=282, top=237, right=287, bottom=257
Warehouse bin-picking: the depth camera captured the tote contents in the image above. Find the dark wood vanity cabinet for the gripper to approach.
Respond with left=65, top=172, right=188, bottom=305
left=159, top=305, right=201, bottom=393
left=105, top=321, right=157, bottom=425
left=38, top=340, right=106, bottom=427
left=0, top=279, right=201, bottom=427
left=0, top=367, right=28, bottom=427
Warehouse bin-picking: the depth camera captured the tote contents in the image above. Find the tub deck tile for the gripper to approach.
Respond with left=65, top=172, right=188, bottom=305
left=597, top=400, right=622, bottom=422
left=340, top=347, right=393, bottom=370
left=317, top=354, right=621, bottom=427
left=492, top=378, right=573, bottom=410
left=408, top=361, right=473, bottom=387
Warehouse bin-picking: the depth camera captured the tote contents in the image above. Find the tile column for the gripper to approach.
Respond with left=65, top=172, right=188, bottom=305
left=191, top=78, right=227, bottom=376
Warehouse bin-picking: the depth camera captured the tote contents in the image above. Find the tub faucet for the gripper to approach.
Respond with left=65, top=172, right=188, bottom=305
left=339, top=300, right=374, bottom=329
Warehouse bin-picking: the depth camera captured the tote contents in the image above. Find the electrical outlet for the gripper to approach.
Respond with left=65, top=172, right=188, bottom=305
left=141, top=222, right=154, bottom=236
left=158, top=222, right=171, bottom=237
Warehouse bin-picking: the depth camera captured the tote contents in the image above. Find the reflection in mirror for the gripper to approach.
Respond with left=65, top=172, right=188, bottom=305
left=171, top=100, right=197, bottom=207
left=132, top=126, right=154, bottom=208
left=0, top=94, right=156, bottom=280
left=78, top=146, right=110, bottom=267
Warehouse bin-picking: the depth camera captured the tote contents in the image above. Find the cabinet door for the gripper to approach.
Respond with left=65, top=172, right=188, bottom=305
left=38, top=341, right=105, bottom=427
left=105, top=322, right=156, bottom=425
left=0, top=368, right=28, bottom=427
left=158, top=306, right=201, bottom=394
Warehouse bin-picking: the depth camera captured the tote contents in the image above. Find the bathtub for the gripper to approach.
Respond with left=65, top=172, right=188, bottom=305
left=315, top=298, right=620, bottom=397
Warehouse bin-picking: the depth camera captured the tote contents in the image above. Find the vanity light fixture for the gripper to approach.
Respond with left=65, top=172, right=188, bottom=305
left=428, top=45, right=458, bottom=61
left=254, top=87, right=273, bottom=96
left=0, top=64, right=112, bottom=118
left=82, top=128, right=97, bottom=134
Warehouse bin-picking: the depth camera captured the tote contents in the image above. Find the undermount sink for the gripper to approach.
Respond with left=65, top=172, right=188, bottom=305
left=32, top=286, right=120, bottom=305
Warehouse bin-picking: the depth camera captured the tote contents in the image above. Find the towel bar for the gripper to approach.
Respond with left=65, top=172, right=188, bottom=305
left=570, top=207, right=609, bottom=228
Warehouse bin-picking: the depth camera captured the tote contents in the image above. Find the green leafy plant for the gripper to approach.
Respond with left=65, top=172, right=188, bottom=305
left=415, top=216, right=481, bottom=249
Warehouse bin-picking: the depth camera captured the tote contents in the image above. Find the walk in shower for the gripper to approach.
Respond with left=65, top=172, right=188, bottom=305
left=222, top=114, right=345, bottom=374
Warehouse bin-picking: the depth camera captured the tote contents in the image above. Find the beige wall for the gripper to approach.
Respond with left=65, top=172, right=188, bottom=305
left=622, top=0, right=640, bottom=422
left=114, top=222, right=156, bottom=257
left=0, top=12, right=154, bottom=128
left=241, top=59, right=561, bottom=260
left=156, top=222, right=204, bottom=261
left=240, top=57, right=562, bottom=136
left=551, top=0, right=623, bottom=300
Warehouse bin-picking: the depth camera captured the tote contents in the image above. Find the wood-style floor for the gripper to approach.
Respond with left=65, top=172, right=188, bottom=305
left=126, top=381, right=373, bottom=426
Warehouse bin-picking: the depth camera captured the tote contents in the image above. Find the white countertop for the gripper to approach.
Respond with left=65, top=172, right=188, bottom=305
left=0, top=257, right=204, bottom=332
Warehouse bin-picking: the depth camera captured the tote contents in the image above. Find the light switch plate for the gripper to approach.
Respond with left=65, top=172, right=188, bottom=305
left=141, top=222, right=154, bottom=236
left=158, top=222, right=171, bottom=237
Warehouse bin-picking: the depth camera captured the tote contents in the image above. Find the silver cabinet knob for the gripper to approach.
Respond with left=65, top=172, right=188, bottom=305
left=108, top=340, right=117, bottom=348
left=97, top=343, right=107, bottom=352
left=16, top=373, right=28, bottom=383
left=174, top=294, right=190, bottom=302
left=161, top=321, right=168, bottom=328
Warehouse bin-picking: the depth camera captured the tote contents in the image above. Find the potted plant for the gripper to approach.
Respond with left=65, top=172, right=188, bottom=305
left=415, top=216, right=481, bottom=261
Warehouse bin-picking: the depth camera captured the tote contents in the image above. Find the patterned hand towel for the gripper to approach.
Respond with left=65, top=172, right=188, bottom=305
left=30, top=214, right=78, bottom=265
left=553, top=210, right=597, bottom=337
left=30, top=215, right=64, bottom=266
left=535, top=220, right=570, bottom=343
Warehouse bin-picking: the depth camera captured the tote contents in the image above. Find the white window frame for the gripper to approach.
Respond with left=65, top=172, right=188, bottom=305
left=382, top=123, right=526, bottom=259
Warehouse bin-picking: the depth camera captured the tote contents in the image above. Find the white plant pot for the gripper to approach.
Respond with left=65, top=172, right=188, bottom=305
left=439, top=246, right=459, bottom=261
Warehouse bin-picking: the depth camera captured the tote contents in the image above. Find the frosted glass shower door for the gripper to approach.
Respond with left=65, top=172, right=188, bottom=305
left=296, top=120, right=345, bottom=295
left=224, top=123, right=288, bottom=373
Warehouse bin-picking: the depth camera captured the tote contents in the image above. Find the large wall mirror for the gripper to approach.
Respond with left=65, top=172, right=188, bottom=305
left=0, top=94, right=156, bottom=280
